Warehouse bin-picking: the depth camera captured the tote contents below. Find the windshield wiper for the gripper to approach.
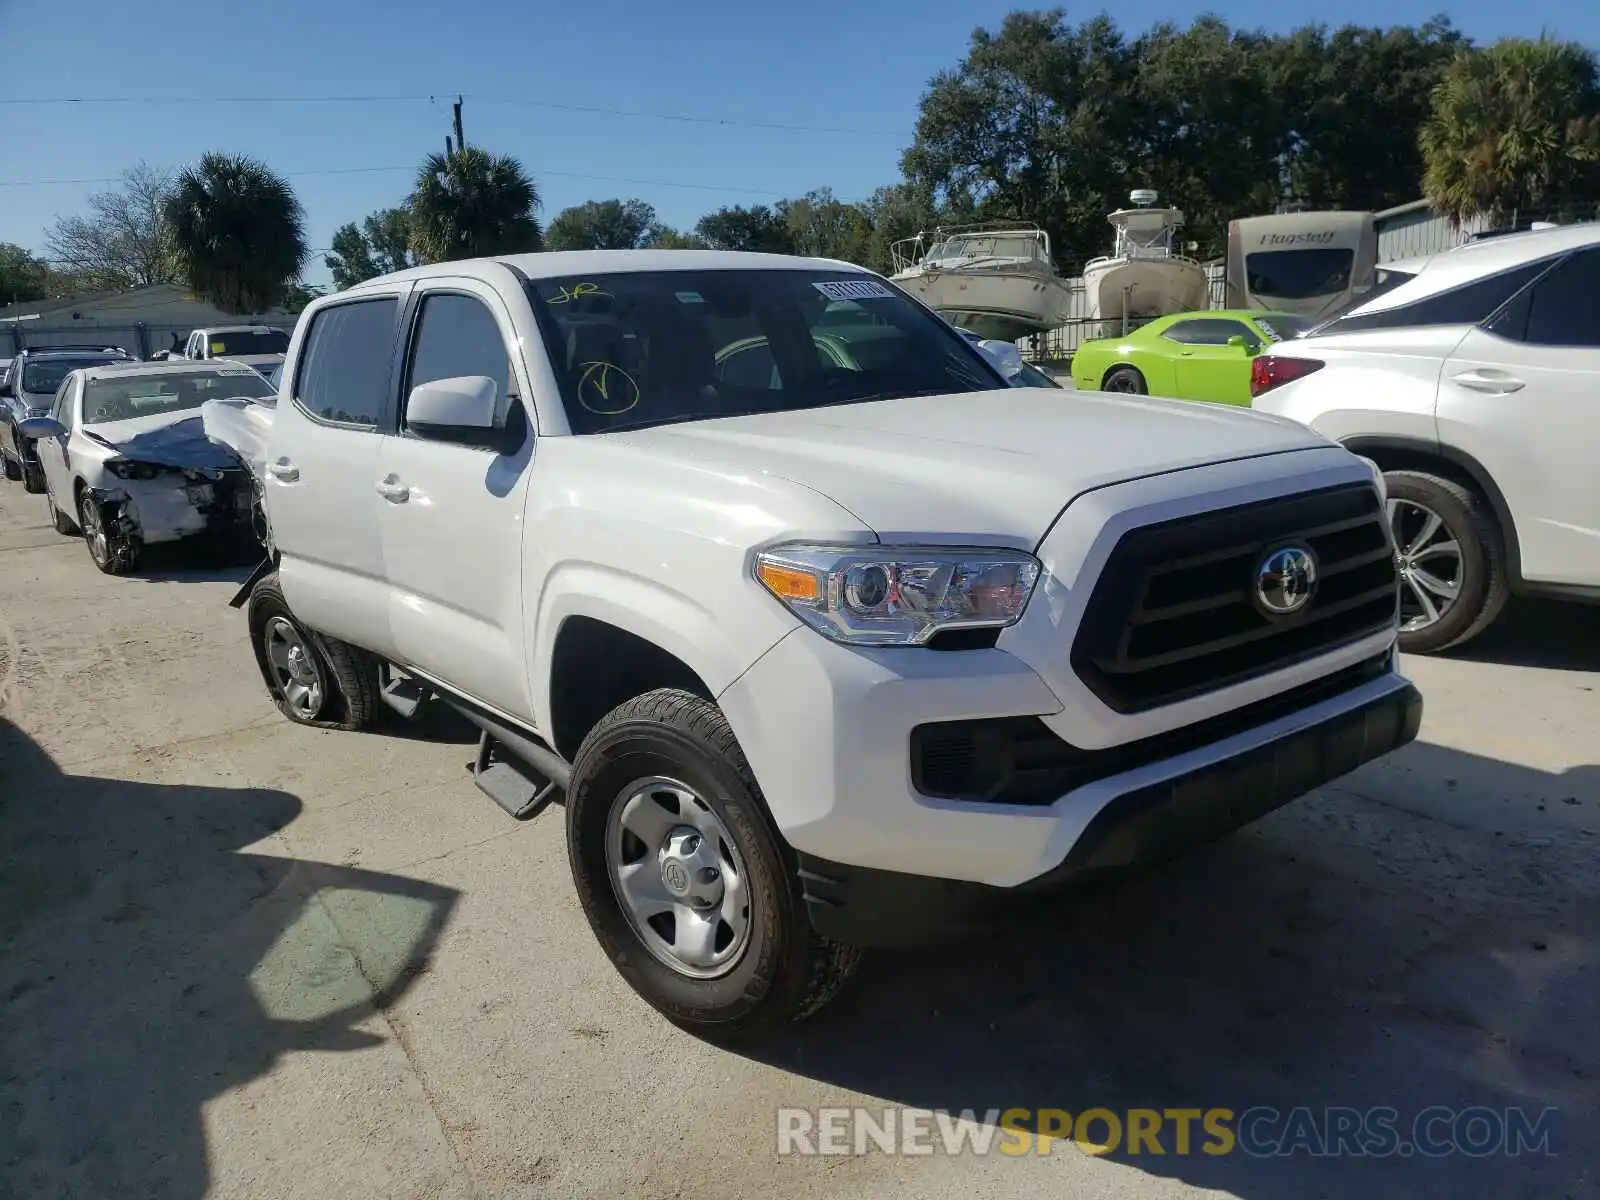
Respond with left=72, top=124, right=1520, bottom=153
left=594, top=411, right=736, bottom=434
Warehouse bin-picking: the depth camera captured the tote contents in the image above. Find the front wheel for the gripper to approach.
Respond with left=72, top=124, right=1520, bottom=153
left=1385, top=469, right=1509, bottom=654
left=1101, top=365, right=1147, bottom=395
left=566, top=688, right=860, bottom=1041
left=246, top=572, right=378, bottom=730
left=79, top=489, right=139, bottom=574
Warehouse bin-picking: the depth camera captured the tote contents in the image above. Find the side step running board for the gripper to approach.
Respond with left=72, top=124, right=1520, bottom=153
left=447, top=701, right=571, bottom=822
left=379, top=667, right=431, bottom=719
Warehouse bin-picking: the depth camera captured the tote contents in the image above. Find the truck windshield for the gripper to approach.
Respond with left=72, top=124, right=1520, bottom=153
left=525, top=269, right=1006, bottom=434
left=206, top=329, right=289, bottom=356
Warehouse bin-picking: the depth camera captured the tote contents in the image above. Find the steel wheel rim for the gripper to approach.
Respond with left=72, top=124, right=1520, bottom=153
left=262, top=616, right=325, bottom=718
left=604, top=776, right=752, bottom=979
left=79, top=493, right=109, bottom=566
left=1387, top=498, right=1464, bottom=632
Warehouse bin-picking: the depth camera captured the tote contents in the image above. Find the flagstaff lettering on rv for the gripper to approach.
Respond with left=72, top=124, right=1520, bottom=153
left=1257, top=232, right=1339, bottom=246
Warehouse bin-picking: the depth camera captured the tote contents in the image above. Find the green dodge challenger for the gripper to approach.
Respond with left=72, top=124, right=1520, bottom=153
left=1071, top=310, right=1314, bottom=406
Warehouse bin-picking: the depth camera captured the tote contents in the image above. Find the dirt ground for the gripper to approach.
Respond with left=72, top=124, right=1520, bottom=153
left=2, top=479, right=1596, bottom=1200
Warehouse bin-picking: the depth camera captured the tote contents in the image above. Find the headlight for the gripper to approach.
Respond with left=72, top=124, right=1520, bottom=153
left=105, top=459, right=166, bottom=481
left=753, top=543, right=1041, bottom=646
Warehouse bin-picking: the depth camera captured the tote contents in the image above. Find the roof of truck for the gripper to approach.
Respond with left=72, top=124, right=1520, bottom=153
left=350, top=249, right=872, bottom=290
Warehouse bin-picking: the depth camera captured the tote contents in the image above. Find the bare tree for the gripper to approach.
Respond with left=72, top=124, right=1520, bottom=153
left=43, top=162, right=180, bottom=291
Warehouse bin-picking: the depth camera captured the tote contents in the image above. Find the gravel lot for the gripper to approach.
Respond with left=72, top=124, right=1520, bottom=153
left=2, top=478, right=1596, bottom=1200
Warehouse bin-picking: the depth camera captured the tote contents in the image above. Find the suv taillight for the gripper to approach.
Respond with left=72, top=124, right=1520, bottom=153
left=1250, top=354, right=1324, bottom=398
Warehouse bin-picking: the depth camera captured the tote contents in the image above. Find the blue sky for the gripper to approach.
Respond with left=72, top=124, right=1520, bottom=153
left=2, top=0, right=1593, bottom=288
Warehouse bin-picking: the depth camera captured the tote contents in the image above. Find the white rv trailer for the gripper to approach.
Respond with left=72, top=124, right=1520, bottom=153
left=1225, top=211, right=1378, bottom=319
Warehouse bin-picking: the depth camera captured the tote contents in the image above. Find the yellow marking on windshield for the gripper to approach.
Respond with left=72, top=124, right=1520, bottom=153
left=547, top=282, right=612, bottom=305
left=576, top=361, right=640, bottom=416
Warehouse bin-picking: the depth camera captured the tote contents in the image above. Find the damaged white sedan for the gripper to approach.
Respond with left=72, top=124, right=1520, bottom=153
left=18, top=360, right=274, bottom=574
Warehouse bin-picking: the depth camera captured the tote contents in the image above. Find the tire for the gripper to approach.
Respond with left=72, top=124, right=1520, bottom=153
left=1385, top=469, right=1509, bottom=654
left=246, top=572, right=379, bottom=730
left=566, top=688, right=861, bottom=1041
left=78, top=488, right=140, bottom=574
left=21, top=453, right=46, bottom=494
left=1101, top=365, right=1147, bottom=395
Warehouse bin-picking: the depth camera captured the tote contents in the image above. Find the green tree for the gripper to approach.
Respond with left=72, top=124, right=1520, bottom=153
left=408, top=148, right=542, bottom=264
left=324, top=207, right=416, bottom=290
left=859, top=183, right=940, bottom=274
left=325, top=222, right=378, bottom=290
left=1421, top=37, right=1600, bottom=224
left=42, top=162, right=179, bottom=291
left=776, top=189, right=873, bottom=263
left=164, top=153, right=307, bottom=313
left=0, top=243, right=51, bottom=304
left=693, top=205, right=794, bottom=253
left=282, top=282, right=325, bottom=313
left=546, top=198, right=661, bottom=251
left=643, top=227, right=708, bottom=249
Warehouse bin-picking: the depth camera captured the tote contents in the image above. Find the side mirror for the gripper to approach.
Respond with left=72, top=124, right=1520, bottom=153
left=406, top=375, right=503, bottom=447
left=0, top=381, right=13, bottom=399
left=18, top=416, right=67, bottom=440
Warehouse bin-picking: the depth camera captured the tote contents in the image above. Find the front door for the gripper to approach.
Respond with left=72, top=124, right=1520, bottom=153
left=266, top=291, right=409, bottom=655
left=376, top=280, right=540, bottom=722
left=1165, top=317, right=1259, bottom=405
left=36, top=377, right=77, bottom=507
left=1438, top=248, right=1600, bottom=586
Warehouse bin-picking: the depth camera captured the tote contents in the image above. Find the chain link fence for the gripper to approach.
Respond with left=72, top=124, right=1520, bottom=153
left=3, top=318, right=297, bottom=360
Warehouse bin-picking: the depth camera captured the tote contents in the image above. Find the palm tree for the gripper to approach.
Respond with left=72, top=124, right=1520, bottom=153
left=408, top=148, right=543, bottom=264
left=163, top=153, right=307, bottom=313
left=1420, top=38, right=1600, bottom=225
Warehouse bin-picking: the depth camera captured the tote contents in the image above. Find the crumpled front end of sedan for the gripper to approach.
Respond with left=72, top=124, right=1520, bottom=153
left=87, top=460, right=257, bottom=546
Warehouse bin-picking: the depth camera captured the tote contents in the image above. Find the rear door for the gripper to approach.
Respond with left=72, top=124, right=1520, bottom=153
left=1439, top=248, right=1600, bottom=586
left=375, top=279, right=539, bottom=721
left=267, top=290, right=410, bottom=655
left=1165, top=317, right=1258, bottom=404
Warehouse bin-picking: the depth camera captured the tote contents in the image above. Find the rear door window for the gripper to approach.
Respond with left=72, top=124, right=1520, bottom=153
left=293, top=299, right=400, bottom=428
left=1520, top=249, right=1600, bottom=348
left=403, top=292, right=519, bottom=428
left=1330, top=261, right=1550, bottom=335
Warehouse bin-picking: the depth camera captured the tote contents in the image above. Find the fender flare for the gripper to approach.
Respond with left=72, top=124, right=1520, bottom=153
left=1340, top=434, right=1523, bottom=586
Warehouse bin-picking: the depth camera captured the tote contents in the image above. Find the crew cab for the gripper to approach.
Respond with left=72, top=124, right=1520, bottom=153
left=205, top=250, right=1420, bottom=1040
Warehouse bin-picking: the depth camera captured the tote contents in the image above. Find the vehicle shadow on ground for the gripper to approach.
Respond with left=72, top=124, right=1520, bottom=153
left=750, top=743, right=1598, bottom=1198
left=128, top=539, right=261, bottom=584
left=1443, top=597, right=1600, bottom=671
left=0, top=717, right=460, bottom=1200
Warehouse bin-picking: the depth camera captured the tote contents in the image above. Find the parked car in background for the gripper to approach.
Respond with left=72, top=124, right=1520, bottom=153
left=1, top=345, right=135, bottom=491
left=1071, top=310, right=1313, bottom=404
left=1251, top=222, right=1600, bottom=653
left=17, top=359, right=273, bottom=573
left=182, top=325, right=291, bottom=375
left=205, top=249, right=1417, bottom=1038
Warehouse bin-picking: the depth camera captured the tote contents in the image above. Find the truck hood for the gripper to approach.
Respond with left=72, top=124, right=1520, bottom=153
left=612, top=388, right=1330, bottom=544
left=85, top=409, right=246, bottom=471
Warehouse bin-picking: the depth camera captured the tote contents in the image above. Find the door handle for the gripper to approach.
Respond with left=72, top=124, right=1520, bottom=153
left=375, top=475, right=410, bottom=503
left=265, top=458, right=300, bottom=482
left=1452, top=369, right=1525, bottom=394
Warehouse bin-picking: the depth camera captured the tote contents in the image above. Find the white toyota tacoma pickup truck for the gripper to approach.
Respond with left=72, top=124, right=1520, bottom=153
left=204, top=250, right=1421, bottom=1040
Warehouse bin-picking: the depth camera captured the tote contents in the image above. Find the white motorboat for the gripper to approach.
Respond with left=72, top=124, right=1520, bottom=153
left=1082, top=190, right=1209, bottom=335
left=889, top=223, right=1075, bottom=343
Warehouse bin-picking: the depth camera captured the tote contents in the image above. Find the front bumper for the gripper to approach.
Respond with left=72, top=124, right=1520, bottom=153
left=719, top=630, right=1419, bottom=947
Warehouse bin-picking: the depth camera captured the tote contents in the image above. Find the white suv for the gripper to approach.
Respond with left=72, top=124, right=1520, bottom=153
left=1251, top=224, right=1600, bottom=653
left=205, top=250, right=1419, bottom=1038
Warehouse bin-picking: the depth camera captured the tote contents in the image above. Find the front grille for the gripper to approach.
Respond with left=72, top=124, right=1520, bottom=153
left=1070, top=483, right=1398, bottom=713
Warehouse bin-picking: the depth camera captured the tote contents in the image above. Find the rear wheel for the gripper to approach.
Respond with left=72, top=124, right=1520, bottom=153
left=1102, top=365, right=1147, bottom=395
left=1384, top=469, right=1509, bottom=654
left=566, top=688, right=860, bottom=1041
left=247, top=572, right=378, bottom=730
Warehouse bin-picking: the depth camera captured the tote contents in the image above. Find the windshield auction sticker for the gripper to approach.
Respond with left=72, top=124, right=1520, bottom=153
left=813, top=280, right=894, bottom=302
